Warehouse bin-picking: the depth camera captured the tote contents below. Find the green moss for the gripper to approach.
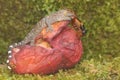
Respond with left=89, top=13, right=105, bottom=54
left=0, top=0, right=120, bottom=79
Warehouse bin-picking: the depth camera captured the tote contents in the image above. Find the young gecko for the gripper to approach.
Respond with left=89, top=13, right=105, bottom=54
left=7, top=10, right=86, bottom=70
left=8, top=9, right=76, bottom=51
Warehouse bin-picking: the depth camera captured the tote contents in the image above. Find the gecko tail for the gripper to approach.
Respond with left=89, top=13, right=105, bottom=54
left=7, top=42, right=22, bottom=70
left=7, top=44, right=13, bottom=70
left=8, top=43, right=17, bottom=51
left=8, top=42, right=22, bottom=55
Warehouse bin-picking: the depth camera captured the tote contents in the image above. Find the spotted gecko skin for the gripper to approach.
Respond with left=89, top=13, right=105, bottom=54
left=10, top=10, right=76, bottom=48
left=7, top=9, right=77, bottom=69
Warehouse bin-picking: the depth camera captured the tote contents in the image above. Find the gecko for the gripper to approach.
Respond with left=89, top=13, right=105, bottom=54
left=8, top=9, right=76, bottom=52
left=7, top=10, right=87, bottom=70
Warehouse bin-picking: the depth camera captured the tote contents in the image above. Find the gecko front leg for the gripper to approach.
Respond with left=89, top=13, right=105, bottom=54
left=45, top=16, right=54, bottom=32
left=8, top=9, right=76, bottom=50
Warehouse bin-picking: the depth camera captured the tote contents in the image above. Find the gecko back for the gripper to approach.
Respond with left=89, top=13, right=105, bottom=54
left=8, top=9, right=76, bottom=51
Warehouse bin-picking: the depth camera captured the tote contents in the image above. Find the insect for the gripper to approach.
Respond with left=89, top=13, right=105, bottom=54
left=72, top=18, right=86, bottom=37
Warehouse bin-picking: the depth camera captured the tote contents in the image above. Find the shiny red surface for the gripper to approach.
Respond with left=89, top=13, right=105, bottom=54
left=9, top=21, right=83, bottom=75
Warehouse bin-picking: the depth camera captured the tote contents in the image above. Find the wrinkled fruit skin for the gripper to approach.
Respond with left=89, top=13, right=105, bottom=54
left=9, top=21, right=83, bottom=75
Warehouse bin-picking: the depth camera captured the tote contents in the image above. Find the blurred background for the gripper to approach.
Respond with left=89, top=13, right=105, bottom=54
left=0, top=0, right=120, bottom=79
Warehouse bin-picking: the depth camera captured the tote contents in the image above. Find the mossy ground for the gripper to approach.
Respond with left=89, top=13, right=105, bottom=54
left=0, top=0, right=120, bottom=80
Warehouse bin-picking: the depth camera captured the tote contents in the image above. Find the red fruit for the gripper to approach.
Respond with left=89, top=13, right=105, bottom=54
left=9, top=21, right=83, bottom=75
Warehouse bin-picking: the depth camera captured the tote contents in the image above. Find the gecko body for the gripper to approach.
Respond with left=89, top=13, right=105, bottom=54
left=8, top=10, right=76, bottom=50
left=7, top=10, right=87, bottom=70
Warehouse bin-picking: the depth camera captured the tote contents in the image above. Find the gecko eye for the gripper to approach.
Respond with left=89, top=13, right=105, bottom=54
left=80, top=25, right=86, bottom=35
